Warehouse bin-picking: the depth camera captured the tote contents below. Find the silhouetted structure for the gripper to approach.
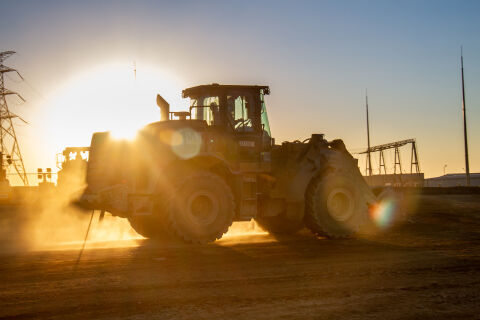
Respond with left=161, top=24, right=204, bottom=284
left=365, top=90, right=372, bottom=176
left=364, top=173, right=424, bottom=187
left=460, top=47, right=470, bottom=186
left=359, top=139, right=422, bottom=187
left=56, top=147, right=89, bottom=189
left=360, top=138, right=420, bottom=175
left=0, top=51, right=28, bottom=186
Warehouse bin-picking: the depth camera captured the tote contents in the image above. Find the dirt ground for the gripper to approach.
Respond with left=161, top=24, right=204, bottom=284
left=0, top=194, right=479, bottom=319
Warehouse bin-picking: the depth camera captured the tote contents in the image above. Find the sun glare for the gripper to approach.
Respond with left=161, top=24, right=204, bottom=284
left=110, top=126, right=139, bottom=141
left=40, top=62, right=187, bottom=151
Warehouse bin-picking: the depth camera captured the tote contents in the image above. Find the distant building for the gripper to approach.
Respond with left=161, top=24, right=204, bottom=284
left=363, top=173, right=424, bottom=187
left=424, top=173, right=480, bottom=187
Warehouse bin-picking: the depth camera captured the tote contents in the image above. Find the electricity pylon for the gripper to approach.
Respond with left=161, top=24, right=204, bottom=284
left=0, top=51, right=28, bottom=186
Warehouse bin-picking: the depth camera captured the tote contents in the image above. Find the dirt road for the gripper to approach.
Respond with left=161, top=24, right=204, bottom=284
left=1, top=194, right=479, bottom=319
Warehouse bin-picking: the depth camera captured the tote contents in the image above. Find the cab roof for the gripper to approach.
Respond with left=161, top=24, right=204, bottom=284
left=182, top=83, right=270, bottom=98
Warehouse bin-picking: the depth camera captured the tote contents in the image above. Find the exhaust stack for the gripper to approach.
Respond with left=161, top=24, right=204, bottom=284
left=156, top=94, right=170, bottom=121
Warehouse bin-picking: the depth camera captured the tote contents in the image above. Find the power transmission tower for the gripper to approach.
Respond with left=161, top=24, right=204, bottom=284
left=359, top=138, right=420, bottom=175
left=0, top=51, right=29, bottom=186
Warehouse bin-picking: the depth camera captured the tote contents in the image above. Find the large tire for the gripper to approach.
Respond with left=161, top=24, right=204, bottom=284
left=255, top=215, right=303, bottom=235
left=305, top=172, right=367, bottom=238
left=128, top=215, right=166, bottom=239
left=167, top=171, right=235, bottom=244
left=127, top=193, right=173, bottom=240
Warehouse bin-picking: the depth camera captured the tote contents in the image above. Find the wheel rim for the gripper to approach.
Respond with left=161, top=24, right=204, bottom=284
left=326, top=187, right=355, bottom=222
left=186, top=190, right=219, bottom=226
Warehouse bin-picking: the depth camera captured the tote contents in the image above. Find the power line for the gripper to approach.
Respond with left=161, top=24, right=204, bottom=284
left=7, top=52, right=46, bottom=101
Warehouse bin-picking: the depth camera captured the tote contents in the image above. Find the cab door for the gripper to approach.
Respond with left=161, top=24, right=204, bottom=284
left=225, top=92, right=262, bottom=219
left=226, top=92, right=262, bottom=163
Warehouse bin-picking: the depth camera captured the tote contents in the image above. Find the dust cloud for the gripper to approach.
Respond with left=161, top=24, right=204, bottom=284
left=0, top=183, right=272, bottom=253
left=0, top=186, right=141, bottom=253
left=0, top=187, right=418, bottom=253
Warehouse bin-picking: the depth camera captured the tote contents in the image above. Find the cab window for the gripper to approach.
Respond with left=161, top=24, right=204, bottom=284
left=191, top=96, right=219, bottom=126
left=260, top=91, right=271, bottom=138
left=226, top=93, right=255, bottom=132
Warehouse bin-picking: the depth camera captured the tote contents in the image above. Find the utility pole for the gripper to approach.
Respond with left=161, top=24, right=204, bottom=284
left=366, top=90, right=372, bottom=176
left=460, top=47, right=470, bottom=186
left=133, top=61, right=137, bottom=80
left=0, top=51, right=29, bottom=185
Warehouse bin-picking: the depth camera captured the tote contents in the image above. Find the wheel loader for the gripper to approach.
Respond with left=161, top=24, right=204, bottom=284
left=80, top=84, right=377, bottom=243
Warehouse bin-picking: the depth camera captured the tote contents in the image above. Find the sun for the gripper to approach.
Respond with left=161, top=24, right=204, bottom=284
left=40, top=62, right=187, bottom=151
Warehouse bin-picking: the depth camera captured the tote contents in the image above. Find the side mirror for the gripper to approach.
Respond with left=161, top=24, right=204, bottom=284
left=156, top=94, right=170, bottom=121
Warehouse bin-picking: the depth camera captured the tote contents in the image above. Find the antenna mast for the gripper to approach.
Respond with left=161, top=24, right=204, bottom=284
left=460, top=47, right=470, bottom=186
left=133, top=61, right=137, bottom=80
left=366, top=90, right=372, bottom=176
left=0, top=51, right=29, bottom=185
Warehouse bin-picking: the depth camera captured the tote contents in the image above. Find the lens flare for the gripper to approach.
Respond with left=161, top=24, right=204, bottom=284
left=369, top=198, right=397, bottom=229
left=171, top=128, right=202, bottom=159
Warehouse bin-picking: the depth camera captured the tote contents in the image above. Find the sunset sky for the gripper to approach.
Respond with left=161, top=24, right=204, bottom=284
left=0, top=0, right=479, bottom=183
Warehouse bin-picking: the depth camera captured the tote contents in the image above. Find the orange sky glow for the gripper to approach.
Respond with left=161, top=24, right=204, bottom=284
left=1, top=1, right=479, bottom=184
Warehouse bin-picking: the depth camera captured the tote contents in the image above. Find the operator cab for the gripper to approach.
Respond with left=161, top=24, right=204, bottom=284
left=182, top=84, right=273, bottom=157
left=152, top=84, right=273, bottom=164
